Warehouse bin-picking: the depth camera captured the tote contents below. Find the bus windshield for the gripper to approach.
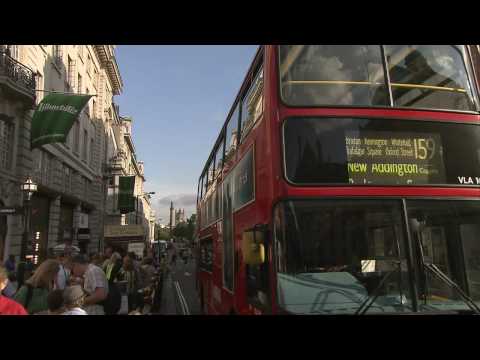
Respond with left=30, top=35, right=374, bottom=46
left=279, top=45, right=478, bottom=112
left=274, top=199, right=412, bottom=314
left=274, top=199, right=480, bottom=314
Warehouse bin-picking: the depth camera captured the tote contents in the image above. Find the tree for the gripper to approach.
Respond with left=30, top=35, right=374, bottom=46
left=171, top=214, right=196, bottom=242
left=186, top=214, right=196, bottom=242
left=155, top=224, right=170, bottom=240
left=172, top=222, right=189, bottom=239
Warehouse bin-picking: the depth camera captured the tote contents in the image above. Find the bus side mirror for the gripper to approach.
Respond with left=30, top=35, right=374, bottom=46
left=242, top=226, right=266, bottom=265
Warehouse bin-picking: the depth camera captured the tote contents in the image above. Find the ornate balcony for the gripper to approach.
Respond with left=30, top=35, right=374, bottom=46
left=0, top=50, right=36, bottom=104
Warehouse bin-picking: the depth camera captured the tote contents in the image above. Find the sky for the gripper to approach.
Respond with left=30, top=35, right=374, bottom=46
left=114, top=45, right=259, bottom=224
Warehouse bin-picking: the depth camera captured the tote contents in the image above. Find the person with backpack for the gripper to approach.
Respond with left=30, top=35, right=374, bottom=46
left=70, top=254, right=108, bottom=315
left=14, top=259, right=60, bottom=315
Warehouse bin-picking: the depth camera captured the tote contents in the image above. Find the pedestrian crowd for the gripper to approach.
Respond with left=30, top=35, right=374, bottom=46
left=0, top=246, right=160, bottom=316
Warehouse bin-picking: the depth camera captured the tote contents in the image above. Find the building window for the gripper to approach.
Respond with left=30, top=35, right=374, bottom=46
left=87, top=54, right=92, bottom=75
left=77, top=73, right=82, bottom=94
left=35, top=72, right=44, bottom=104
left=89, top=137, right=94, bottom=165
left=66, top=123, right=72, bottom=148
left=35, top=151, right=52, bottom=186
left=44, top=153, right=52, bottom=185
left=85, top=178, right=91, bottom=199
left=93, top=69, right=99, bottom=90
left=33, top=150, right=51, bottom=186
left=53, top=45, right=62, bottom=65
left=82, top=129, right=88, bottom=161
left=32, top=148, right=42, bottom=178
left=85, top=88, right=90, bottom=116
left=63, top=165, right=71, bottom=193
left=6, top=45, right=19, bottom=60
left=0, top=119, right=15, bottom=170
left=92, top=99, right=96, bottom=118
left=73, top=120, right=80, bottom=154
left=67, top=56, right=75, bottom=90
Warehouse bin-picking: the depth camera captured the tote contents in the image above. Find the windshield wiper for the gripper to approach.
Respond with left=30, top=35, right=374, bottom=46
left=355, top=262, right=401, bottom=315
left=422, top=262, right=480, bottom=314
left=413, top=226, right=480, bottom=314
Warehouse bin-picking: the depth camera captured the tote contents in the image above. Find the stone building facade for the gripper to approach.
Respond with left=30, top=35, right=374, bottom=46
left=0, top=45, right=123, bottom=262
left=104, top=116, right=156, bottom=249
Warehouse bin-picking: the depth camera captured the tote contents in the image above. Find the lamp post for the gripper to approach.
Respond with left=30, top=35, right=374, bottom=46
left=20, top=176, right=38, bottom=262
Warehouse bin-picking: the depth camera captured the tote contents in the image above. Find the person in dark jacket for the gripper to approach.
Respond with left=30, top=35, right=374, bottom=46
left=118, top=255, right=141, bottom=313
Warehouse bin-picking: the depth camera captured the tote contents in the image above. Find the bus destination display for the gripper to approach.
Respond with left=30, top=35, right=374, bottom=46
left=345, top=131, right=446, bottom=185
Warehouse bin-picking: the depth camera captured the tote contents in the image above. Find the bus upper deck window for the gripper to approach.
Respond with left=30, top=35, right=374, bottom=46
left=279, top=45, right=478, bottom=112
left=279, top=45, right=389, bottom=107
left=385, top=45, right=477, bottom=112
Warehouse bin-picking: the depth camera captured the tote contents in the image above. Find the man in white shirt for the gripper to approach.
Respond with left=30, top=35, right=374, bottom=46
left=71, top=254, right=108, bottom=315
left=55, top=253, right=72, bottom=290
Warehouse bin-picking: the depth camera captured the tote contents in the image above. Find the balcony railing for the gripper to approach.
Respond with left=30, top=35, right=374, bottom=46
left=0, top=50, right=35, bottom=92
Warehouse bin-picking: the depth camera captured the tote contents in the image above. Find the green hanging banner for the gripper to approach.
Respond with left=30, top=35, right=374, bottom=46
left=118, top=176, right=136, bottom=214
left=31, top=93, right=92, bottom=149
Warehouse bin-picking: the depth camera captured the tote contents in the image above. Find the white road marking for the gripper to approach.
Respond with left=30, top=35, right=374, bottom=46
left=174, top=281, right=190, bottom=315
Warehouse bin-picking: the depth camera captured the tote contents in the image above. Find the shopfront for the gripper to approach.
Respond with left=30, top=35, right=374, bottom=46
left=104, top=224, right=145, bottom=257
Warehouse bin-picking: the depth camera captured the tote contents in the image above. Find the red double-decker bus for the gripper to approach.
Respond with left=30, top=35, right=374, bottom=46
left=196, top=45, right=480, bottom=315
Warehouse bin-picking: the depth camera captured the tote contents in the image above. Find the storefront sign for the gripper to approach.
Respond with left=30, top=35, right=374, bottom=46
left=104, top=224, right=144, bottom=238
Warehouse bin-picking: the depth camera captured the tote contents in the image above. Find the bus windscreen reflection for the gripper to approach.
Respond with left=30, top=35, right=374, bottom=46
left=274, top=199, right=412, bottom=314
left=274, top=199, right=480, bottom=314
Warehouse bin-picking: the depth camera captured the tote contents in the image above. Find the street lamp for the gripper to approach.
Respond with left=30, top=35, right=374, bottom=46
left=20, top=176, right=37, bottom=262
left=135, top=192, right=155, bottom=225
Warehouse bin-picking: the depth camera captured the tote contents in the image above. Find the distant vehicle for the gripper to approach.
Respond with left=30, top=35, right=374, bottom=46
left=196, top=45, right=480, bottom=315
